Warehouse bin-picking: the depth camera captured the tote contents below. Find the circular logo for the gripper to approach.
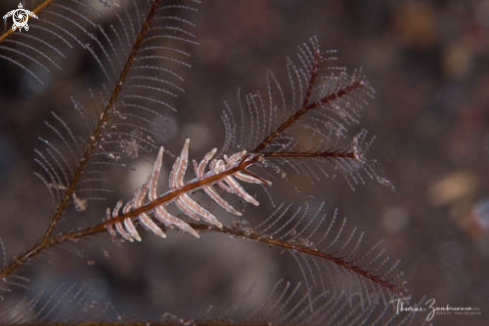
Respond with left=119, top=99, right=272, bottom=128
left=3, top=3, right=38, bottom=32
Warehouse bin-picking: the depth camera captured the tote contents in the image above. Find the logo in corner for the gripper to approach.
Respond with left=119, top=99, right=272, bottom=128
left=3, top=3, right=38, bottom=32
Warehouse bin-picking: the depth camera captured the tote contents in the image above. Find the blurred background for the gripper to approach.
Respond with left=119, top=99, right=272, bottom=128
left=0, top=0, right=488, bottom=325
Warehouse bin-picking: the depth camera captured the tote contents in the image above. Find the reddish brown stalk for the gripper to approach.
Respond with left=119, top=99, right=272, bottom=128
left=252, top=50, right=320, bottom=153
left=0, top=0, right=53, bottom=43
left=253, top=80, right=363, bottom=154
left=43, top=0, right=162, bottom=241
left=0, top=16, right=392, bottom=301
left=101, top=156, right=261, bottom=227
left=1, top=147, right=355, bottom=280
left=1, top=147, right=402, bottom=296
left=0, top=154, right=259, bottom=280
left=96, top=150, right=354, bottom=228
left=252, top=49, right=364, bottom=154
left=0, top=0, right=162, bottom=280
left=261, top=151, right=355, bottom=159
left=200, top=225, right=404, bottom=296
left=309, top=80, right=364, bottom=110
left=0, top=204, right=402, bottom=296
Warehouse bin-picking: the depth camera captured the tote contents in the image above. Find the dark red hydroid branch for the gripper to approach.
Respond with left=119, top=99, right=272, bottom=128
left=192, top=224, right=404, bottom=295
left=0, top=30, right=390, bottom=300
left=0, top=0, right=163, bottom=281
left=252, top=80, right=363, bottom=154
left=252, top=48, right=364, bottom=154
left=261, top=151, right=356, bottom=159
left=0, top=146, right=403, bottom=296
left=43, top=0, right=163, bottom=241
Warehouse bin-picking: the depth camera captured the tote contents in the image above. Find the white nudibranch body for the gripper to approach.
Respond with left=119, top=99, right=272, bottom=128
left=105, top=139, right=270, bottom=241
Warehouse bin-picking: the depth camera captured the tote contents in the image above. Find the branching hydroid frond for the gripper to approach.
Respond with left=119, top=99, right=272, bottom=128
left=0, top=30, right=401, bottom=304
left=0, top=282, right=114, bottom=324
left=222, top=37, right=393, bottom=191
left=1, top=279, right=427, bottom=326
left=206, top=280, right=428, bottom=326
left=4, top=0, right=200, bottom=216
left=96, top=134, right=403, bottom=295
left=0, top=0, right=201, bottom=283
left=0, top=2, right=416, bottom=325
